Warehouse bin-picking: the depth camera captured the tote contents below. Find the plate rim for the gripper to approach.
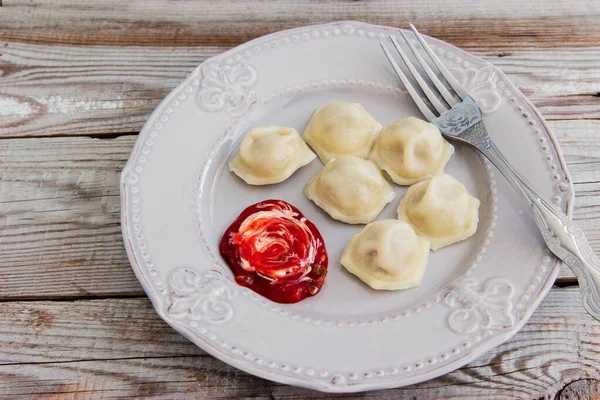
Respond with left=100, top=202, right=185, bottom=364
left=120, top=20, right=574, bottom=392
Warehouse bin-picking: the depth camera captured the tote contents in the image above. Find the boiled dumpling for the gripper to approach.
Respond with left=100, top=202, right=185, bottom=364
left=304, top=155, right=395, bottom=224
left=369, top=117, right=454, bottom=185
left=230, top=126, right=316, bottom=185
left=397, top=174, right=480, bottom=250
left=303, top=102, right=382, bottom=164
left=341, top=219, right=430, bottom=290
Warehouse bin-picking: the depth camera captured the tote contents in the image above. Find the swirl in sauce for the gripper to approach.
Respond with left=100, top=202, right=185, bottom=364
left=219, top=199, right=328, bottom=303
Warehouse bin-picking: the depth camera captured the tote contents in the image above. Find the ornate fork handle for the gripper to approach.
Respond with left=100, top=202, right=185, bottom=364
left=462, top=121, right=600, bottom=319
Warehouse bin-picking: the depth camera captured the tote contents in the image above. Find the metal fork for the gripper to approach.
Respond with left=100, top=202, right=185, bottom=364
left=382, top=24, right=600, bottom=322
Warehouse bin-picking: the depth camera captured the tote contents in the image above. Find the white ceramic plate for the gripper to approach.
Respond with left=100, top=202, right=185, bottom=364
left=121, top=21, right=574, bottom=392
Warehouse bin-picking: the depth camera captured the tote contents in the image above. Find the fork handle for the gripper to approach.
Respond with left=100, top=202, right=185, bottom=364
left=467, top=122, right=600, bottom=321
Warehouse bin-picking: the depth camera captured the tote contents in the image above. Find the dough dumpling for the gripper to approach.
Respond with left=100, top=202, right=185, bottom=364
left=303, top=102, right=382, bottom=164
left=230, top=126, right=316, bottom=185
left=341, top=220, right=430, bottom=290
left=304, top=155, right=395, bottom=224
left=369, top=117, right=454, bottom=185
left=397, top=174, right=480, bottom=250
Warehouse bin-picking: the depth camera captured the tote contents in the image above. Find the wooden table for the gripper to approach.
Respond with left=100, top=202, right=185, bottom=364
left=1, top=1, right=599, bottom=398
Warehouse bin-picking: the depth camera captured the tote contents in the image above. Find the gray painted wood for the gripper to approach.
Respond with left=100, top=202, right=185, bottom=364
left=1, top=0, right=599, bottom=397
left=0, top=289, right=598, bottom=398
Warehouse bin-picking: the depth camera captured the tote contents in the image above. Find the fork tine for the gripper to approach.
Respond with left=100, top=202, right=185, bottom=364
left=389, top=36, right=449, bottom=115
left=380, top=42, right=436, bottom=121
left=409, top=24, right=468, bottom=99
left=399, top=30, right=458, bottom=106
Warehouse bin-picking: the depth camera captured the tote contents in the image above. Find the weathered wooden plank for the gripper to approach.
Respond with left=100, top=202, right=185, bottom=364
left=0, top=44, right=599, bottom=137
left=0, top=287, right=598, bottom=398
left=1, top=120, right=599, bottom=297
left=1, top=0, right=600, bottom=48
left=478, top=48, right=600, bottom=121
left=0, top=43, right=221, bottom=137
left=0, top=135, right=143, bottom=298
left=552, top=120, right=600, bottom=266
left=0, top=298, right=203, bottom=364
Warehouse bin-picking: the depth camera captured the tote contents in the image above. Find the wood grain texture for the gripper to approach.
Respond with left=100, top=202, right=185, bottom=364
left=0, top=287, right=598, bottom=398
left=0, top=135, right=143, bottom=299
left=558, top=379, right=600, bottom=400
left=0, top=44, right=599, bottom=137
left=482, top=47, right=600, bottom=120
left=2, top=120, right=599, bottom=298
left=0, top=43, right=220, bottom=137
left=0, top=298, right=202, bottom=364
left=1, top=0, right=600, bottom=48
left=1, top=1, right=599, bottom=397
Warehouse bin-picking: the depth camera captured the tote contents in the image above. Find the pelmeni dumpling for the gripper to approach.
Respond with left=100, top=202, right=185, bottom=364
left=341, top=220, right=430, bottom=290
left=303, top=102, right=382, bottom=164
left=229, top=126, right=316, bottom=185
left=369, top=117, right=454, bottom=185
left=304, top=155, right=395, bottom=224
left=397, top=174, right=480, bottom=250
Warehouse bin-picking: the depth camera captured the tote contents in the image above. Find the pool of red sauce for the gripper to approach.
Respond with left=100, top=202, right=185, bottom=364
left=219, top=199, right=328, bottom=304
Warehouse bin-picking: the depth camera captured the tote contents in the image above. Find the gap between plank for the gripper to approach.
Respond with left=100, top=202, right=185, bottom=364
left=554, top=278, right=579, bottom=288
left=85, top=132, right=139, bottom=140
left=0, top=131, right=140, bottom=140
left=0, top=293, right=147, bottom=303
left=0, top=354, right=207, bottom=368
left=0, top=116, right=599, bottom=141
left=0, top=282, right=580, bottom=304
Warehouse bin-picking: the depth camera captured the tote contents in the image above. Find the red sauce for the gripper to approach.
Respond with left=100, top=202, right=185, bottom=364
left=219, top=199, right=328, bottom=304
